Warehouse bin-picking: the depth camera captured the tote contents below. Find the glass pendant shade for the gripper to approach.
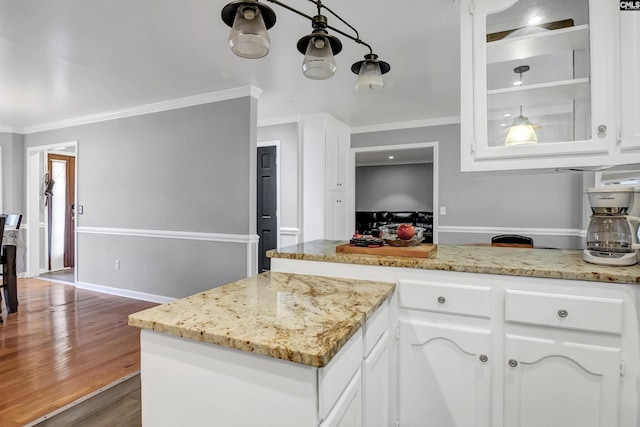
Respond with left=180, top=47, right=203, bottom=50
left=505, top=114, right=538, bottom=145
left=229, top=6, right=270, bottom=59
left=301, top=36, right=336, bottom=80
left=355, top=60, right=383, bottom=92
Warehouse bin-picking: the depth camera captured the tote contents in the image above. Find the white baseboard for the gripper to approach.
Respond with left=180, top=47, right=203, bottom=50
left=75, top=281, right=175, bottom=304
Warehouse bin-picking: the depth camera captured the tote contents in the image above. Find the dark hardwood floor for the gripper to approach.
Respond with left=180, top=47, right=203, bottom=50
left=0, top=278, right=157, bottom=427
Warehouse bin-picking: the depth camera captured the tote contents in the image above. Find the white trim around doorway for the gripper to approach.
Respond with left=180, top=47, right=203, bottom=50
left=26, top=141, right=78, bottom=282
left=348, top=141, right=440, bottom=243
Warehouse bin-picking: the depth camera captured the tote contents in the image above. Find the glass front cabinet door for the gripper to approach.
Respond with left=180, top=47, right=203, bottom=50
left=460, top=0, right=637, bottom=172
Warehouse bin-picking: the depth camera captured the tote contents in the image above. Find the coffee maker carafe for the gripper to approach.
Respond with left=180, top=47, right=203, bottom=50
left=583, top=187, right=640, bottom=266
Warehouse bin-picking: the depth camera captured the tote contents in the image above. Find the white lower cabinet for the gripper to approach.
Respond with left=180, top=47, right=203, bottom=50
left=362, top=332, right=390, bottom=427
left=396, top=278, right=637, bottom=427
left=398, top=320, right=492, bottom=427
left=320, top=370, right=362, bottom=427
left=503, top=335, right=621, bottom=427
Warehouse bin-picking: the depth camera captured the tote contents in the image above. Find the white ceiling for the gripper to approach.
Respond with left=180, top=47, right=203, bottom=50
left=0, top=0, right=462, bottom=131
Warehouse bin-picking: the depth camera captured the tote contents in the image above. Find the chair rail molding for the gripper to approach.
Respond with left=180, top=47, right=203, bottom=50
left=76, top=226, right=260, bottom=244
left=438, top=225, right=586, bottom=238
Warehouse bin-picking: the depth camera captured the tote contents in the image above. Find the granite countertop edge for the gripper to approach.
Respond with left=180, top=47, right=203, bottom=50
left=266, top=241, right=640, bottom=285
left=129, top=272, right=396, bottom=368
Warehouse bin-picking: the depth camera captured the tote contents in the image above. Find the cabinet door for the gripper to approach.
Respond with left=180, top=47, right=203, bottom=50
left=620, top=11, right=640, bottom=156
left=320, top=370, right=362, bottom=427
left=362, top=332, right=390, bottom=427
left=325, top=124, right=349, bottom=191
left=398, top=320, right=492, bottom=427
left=460, top=0, right=618, bottom=171
left=325, top=191, right=349, bottom=240
left=504, top=334, right=621, bottom=427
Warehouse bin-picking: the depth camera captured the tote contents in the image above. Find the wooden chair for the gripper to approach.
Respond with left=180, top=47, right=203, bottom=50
left=491, top=234, right=534, bottom=248
left=1, top=214, right=22, bottom=321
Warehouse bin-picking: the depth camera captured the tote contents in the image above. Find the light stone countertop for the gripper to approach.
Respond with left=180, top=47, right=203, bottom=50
left=267, top=240, right=640, bottom=285
left=128, top=271, right=395, bottom=367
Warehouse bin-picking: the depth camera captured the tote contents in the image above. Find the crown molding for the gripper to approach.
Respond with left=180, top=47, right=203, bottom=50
left=19, top=85, right=262, bottom=135
left=351, top=115, right=461, bottom=134
left=0, top=126, right=21, bottom=133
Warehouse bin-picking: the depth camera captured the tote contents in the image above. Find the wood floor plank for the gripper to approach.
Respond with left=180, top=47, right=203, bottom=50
left=0, top=279, right=156, bottom=426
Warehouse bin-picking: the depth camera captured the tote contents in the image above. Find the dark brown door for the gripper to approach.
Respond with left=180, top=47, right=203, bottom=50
left=257, top=146, right=277, bottom=272
left=47, top=153, right=76, bottom=269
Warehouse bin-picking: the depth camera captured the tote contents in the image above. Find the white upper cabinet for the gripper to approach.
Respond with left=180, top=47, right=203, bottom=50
left=619, top=11, right=640, bottom=156
left=460, top=0, right=635, bottom=171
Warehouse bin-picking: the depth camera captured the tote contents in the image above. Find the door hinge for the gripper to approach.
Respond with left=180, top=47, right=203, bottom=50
left=468, top=0, right=474, bottom=14
left=620, top=360, right=626, bottom=376
left=617, top=132, right=622, bottom=145
left=395, top=327, right=400, bottom=340
left=396, top=420, right=400, bottom=427
left=470, top=139, right=476, bottom=156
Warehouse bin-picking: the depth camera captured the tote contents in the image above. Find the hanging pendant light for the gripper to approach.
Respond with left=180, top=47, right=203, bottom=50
left=505, top=105, right=538, bottom=145
left=352, top=53, right=391, bottom=92
left=221, top=0, right=276, bottom=59
left=220, top=0, right=390, bottom=86
left=297, top=16, right=342, bottom=80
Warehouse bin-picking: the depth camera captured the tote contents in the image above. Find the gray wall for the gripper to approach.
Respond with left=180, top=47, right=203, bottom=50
left=257, top=122, right=299, bottom=231
left=0, top=132, right=25, bottom=213
left=352, top=124, right=585, bottom=248
left=23, top=97, right=257, bottom=298
left=356, top=164, right=434, bottom=212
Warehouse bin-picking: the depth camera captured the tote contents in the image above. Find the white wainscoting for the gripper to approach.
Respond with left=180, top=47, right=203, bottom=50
left=279, top=227, right=300, bottom=248
left=77, top=226, right=260, bottom=278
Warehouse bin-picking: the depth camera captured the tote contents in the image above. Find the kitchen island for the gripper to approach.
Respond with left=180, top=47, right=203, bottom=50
left=129, top=272, right=395, bottom=426
left=268, top=240, right=640, bottom=427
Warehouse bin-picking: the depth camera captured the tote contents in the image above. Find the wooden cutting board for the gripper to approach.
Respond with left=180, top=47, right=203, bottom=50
left=335, top=243, right=437, bottom=258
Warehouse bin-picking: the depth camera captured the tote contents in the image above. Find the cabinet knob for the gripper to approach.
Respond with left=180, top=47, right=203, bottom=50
left=479, top=354, right=488, bottom=363
left=508, top=359, right=518, bottom=368
left=557, top=309, right=568, bottom=318
left=597, top=124, right=607, bottom=133
left=437, top=296, right=446, bottom=304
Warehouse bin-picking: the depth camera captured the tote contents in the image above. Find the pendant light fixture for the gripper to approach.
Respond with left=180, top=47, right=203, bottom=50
left=297, top=15, right=341, bottom=80
left=221, top=0, right=390, bottom=89
left=512, top=65, right=530, bottom=86
left=505, top=105, right=538, bottom=145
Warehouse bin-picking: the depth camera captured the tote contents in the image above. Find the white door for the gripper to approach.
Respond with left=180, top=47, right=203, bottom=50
left=503, top=334, right=621, bottom=427
left=398, top=320, right=492, bottom=427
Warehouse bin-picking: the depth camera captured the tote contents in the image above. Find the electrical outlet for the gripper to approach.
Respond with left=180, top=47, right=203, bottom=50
left=78, top=205, right=84, bottom=214
left=440, top=206, right=447, bottom=215
left=115, top=259, right=120, bottom=270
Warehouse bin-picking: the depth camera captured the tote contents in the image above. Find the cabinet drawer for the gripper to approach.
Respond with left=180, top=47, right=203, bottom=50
left=399, top=280, right=492, bottom=318
left=363, top=302, right=389, bottom=357
left=505, top=290, right=624, bottom=334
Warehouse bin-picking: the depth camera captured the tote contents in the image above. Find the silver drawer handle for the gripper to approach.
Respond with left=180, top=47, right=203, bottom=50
left=508, top=359, right=518, bottom=368
left=557, top=309, right=568, bottom=318
left=437, top=296, right=446, bottom=304
left=479, top=354, right=488, bottom=363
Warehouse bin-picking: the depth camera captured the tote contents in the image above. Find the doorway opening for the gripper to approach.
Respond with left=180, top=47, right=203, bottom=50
left=26, top=141, right=78, bottom=284
left=349, top=142, right=439, bottom=243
